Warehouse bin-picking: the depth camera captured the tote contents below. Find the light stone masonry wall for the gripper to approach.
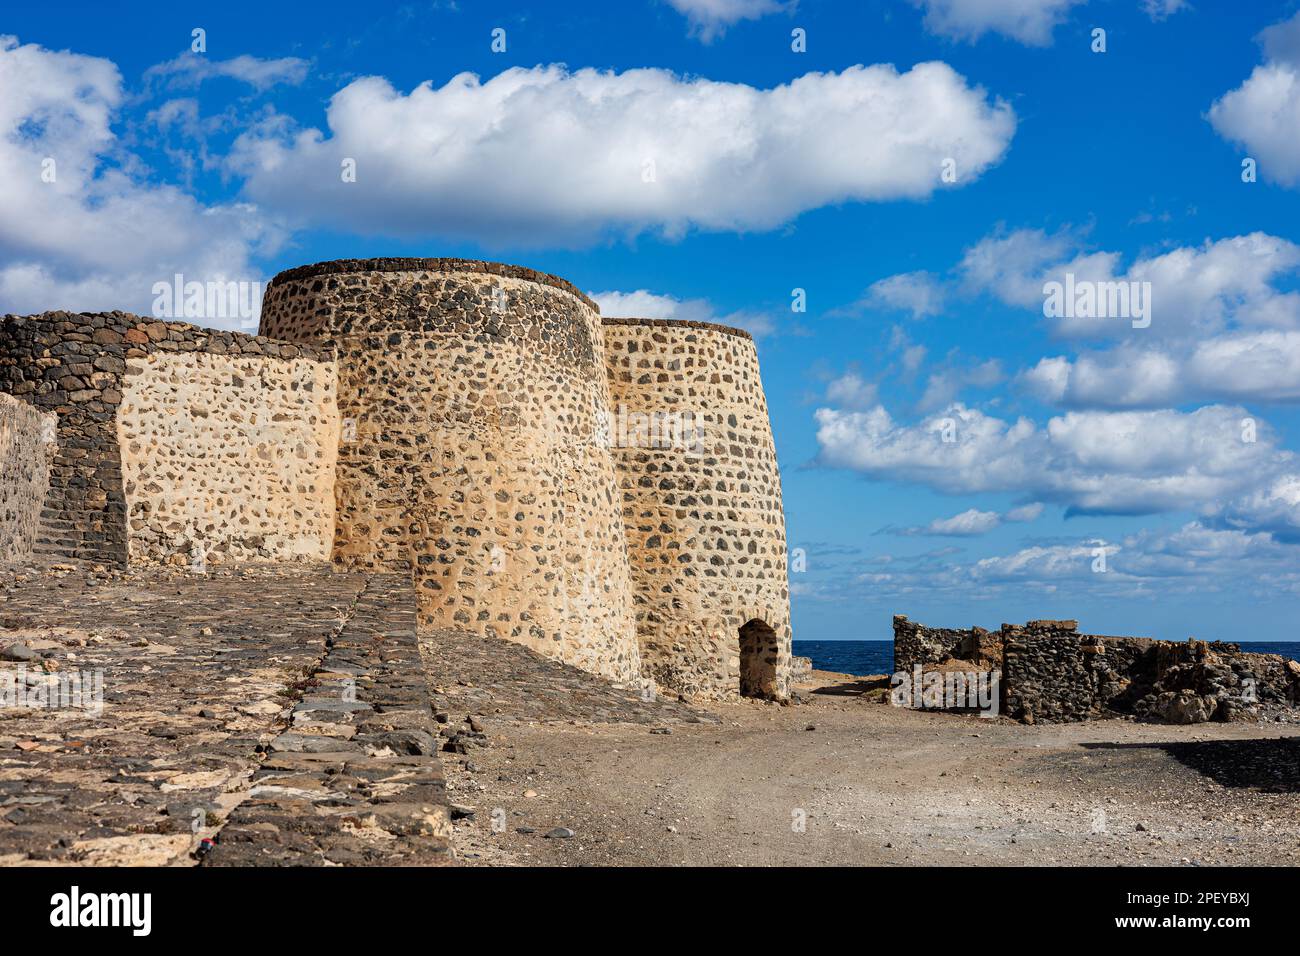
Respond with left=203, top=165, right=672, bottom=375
left=0, top=393, right=56, bottom=566
left=0, top=312, right=336, bottom=568
left=602, top=318, right=792, bottom=699
left=117, top=350, right=339, bottom=566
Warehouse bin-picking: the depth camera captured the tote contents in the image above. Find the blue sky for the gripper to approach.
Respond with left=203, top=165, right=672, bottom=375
left=5, top=0, right=1300, bottom=641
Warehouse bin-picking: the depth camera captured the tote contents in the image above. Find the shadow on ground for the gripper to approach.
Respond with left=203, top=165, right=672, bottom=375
left=1081, top=737, right=1300, bottom=793
left=810, top=675, right=891, bottom=698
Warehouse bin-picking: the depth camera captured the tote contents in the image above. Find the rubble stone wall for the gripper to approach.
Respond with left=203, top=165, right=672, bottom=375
left=1001, top=631, right=1098, bottom=722
left=118, top=350, right=339, bottom=565
left=259, top=259, right=641, bottom=684
left=898, top=613, right=1300, bottom=723
left=602, top=319, right=791, bottom=699
left=0, top=393, right=56, bottom=565
left=892, top=615, right=976, bottom=671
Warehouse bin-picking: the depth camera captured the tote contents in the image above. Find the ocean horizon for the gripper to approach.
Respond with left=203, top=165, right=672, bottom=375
left=793, top=639, right=1300, bottom=679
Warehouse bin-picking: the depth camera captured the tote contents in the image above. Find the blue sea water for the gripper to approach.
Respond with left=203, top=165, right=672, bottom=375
left=792, top=640, right=1300, bottom=679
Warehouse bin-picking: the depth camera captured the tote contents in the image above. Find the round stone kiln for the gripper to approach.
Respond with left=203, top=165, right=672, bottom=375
left=260, top=259, right=640, bottom=682
left=601, top=318, right=792, bottom=698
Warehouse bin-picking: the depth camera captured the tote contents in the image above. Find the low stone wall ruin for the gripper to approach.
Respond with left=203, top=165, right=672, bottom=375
left=894, top=615, right=1300, bottom=724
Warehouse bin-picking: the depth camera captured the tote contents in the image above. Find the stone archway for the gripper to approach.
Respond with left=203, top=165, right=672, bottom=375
left=738, top=618, right=780, bottom=699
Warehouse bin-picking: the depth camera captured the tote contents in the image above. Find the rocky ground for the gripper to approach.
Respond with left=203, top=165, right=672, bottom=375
left=440, top=668, right=1300, bottom=867
left=0, top=565, right=452, bottom=866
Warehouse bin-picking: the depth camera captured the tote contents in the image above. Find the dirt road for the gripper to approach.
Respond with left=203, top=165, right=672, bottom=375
left=444, top=672, right=1300, bottom=866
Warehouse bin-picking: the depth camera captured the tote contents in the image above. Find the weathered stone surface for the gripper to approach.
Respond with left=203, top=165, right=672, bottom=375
left=204, top=573, right=453, bottom=866
left=0, top=312, right=334, bottom=569
left=893, top=615, right=980, bottom=671
left=117, top=349, right=338, bottom=566
left=789, top=656, right=813, bottom=682
left=602, top=320, right=791, bottom=700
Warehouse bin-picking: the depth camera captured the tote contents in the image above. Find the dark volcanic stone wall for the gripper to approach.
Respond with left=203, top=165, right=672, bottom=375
left=259, top=259, right=641, bottom=684
left=1001, top=628, right=1100, bottom=722
left=0, top=312, right=332, bottom=567
left=892, top=615, right=975, bottom=671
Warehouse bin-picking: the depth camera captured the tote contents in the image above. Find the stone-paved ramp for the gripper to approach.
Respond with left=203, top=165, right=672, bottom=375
left=206, top=574, right=452, bottom=866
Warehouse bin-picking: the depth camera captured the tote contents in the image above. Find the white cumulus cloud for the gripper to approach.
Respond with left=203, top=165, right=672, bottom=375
left=913, top=0, right=1188, bottom=46
left=1209, top=12, right=1300, bottom=188
left=143, top=52, right=309, bottom=92
left=864, top=270, right=946, bottom=319
left=887, top=501, right=1044, bottom=537
left=920, top=508, right=1004, bottom=535
left=0, top=36, right=278, bottom=324
left=815, top=401, right=1300, bottom=524
left=960, top=229, right=1300, bottom=340
left=911, top=0, right=1086, bottom=46
left=824, top=371, right=879, bottom=409
left=1005, top=502, right=1045, bottom=522
left=230, top=63, right=1016, bottom=246
left=882, top=227, right=1300, bottom=408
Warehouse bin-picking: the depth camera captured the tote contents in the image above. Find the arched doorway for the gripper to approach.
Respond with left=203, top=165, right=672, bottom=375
left=738, top=619, right=779, bottom=699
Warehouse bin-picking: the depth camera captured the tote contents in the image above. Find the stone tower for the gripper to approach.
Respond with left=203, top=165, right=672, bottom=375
left=259, top=259, right=642, bottom=683
left=602, top=318, right=792, bottom=699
